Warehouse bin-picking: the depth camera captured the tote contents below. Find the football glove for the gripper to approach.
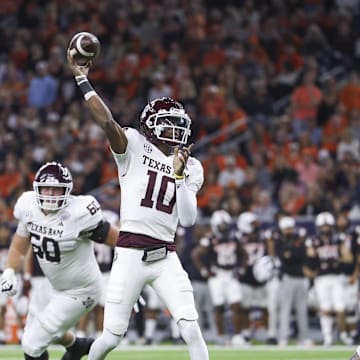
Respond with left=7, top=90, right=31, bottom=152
left=1, top=268, right=18, bottom=296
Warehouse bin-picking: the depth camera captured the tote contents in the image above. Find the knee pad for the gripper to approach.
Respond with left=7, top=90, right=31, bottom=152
left=103, top=302, right=131, bottom=335
left=22, top=333, right=46, bottom=358
left=21, top=319, right=52, bottom=357
left=100, top=328, right=123, bottom=350
left=178, top=319, right=203, bottom=345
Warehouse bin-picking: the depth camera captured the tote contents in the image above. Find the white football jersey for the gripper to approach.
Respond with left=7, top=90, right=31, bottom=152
left=14, top=191, right=103, bottom=295
left=112, top=128, right=204, bottom=242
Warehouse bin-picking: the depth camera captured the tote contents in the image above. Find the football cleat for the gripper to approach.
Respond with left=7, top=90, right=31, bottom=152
left=61, top=337, right=94, bottom=360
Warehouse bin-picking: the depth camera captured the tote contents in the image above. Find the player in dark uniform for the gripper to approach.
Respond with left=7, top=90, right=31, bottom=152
left=345, top=223, right=360, bottom=359
left=305, top=212, right=353, bottom=346
left=192, top=209, right=247, bottom=345
left=336, top=213, right=360, bottom=342
left=236, top=211, right=275, bottom=343
left=181, top=225, right=217, bottom=343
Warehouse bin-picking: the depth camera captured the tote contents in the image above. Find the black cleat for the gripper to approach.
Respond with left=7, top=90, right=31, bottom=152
left=61, top=337, right=94, bottom=360
left=24, top=351, right=49, bottom=360
left=144, top=338, right=153, bottom=345
left=266, top=337, right=278, bottom=345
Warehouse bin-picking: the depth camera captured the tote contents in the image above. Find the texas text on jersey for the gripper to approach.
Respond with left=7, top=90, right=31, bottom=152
left=113, top=127, right=203, bottom=246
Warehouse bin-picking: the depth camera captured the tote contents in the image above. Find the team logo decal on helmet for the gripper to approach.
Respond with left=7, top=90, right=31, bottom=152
left=140, top=97, right=191, bottom=146
left=33, top=162, right=73, bottom=211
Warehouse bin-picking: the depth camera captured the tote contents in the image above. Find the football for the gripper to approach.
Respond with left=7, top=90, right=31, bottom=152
left=68, top=32, right=100, bottom=66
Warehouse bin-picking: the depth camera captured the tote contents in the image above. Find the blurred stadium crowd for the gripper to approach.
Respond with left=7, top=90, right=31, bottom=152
left=0, top=0, right=360, bottom=347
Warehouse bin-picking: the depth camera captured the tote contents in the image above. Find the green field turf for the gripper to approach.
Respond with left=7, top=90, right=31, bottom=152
left=0, top=345, right=355, bottom=360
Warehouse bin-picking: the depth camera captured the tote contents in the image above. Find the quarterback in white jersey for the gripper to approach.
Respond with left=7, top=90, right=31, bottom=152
left=0, top=162, right=119, bottom=360
left=114, top=127, right=203, bottom=243
left=68, top=48, right=209, bottom=360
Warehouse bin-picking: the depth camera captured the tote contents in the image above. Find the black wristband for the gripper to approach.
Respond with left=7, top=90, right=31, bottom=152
left=75, top=75, right=96, bottom=100
left=79, top=80, right=94, bottom=95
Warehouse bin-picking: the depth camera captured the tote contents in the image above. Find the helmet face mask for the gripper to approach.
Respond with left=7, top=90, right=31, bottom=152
left=140, top=97, right=191, bottom=147
left=33, top=162, right=73, bottom=212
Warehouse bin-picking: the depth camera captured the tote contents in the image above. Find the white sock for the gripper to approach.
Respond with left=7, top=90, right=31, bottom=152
left=178, top=320, right=209, bottom=360
left=144, top=319, right=156, bottom=340
left=0, top=330, right=5, bottom=341
left=320, top=315, right=333, bottom=341
left=76, top=330, right=86, bottom=338
left=88, top=329, right=123, bottom=360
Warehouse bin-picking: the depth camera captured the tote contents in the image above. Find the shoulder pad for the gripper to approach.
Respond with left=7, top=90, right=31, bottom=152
left=14, top=191, right=36, bottom=221
left=124, top=127, right=141, bottom=138
left=67, top=195, right=103, bottom=230
left=187, top=156, right=201, bottom=167
left=186, top=157, right=204, bottom=190
left=122, top=128, right=144, bottom=151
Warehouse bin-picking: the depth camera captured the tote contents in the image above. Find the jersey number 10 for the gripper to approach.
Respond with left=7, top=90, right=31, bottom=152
left=140, top=170, right=176, bottom=214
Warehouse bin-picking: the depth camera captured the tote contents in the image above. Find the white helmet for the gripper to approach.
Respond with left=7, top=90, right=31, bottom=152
left=237, top=211, right=258, bottom=234
left=33, top=162, right=73, bottom=211
left=210, top=210, right=232, bottom=238
left=278, top=216, right=295, bottom=231
left=315, top=212, right=335, bottom=227
left=252, top=255, right=280, bottom=283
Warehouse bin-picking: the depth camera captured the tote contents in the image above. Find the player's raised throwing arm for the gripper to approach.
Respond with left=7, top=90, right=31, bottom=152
left=67, top=50, right=128, bottom=154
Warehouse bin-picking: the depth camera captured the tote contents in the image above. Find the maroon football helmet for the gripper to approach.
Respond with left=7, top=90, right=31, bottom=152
left=33, top=162, right=73, bottom=211
left=139, top=97, right=191, bottom=146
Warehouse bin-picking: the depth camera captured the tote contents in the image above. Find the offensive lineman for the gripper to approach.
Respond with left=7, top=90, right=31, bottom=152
left=67, top=46, right=209, bottom=360
left=0, top=162, right=120, bottom=360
